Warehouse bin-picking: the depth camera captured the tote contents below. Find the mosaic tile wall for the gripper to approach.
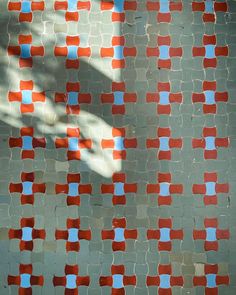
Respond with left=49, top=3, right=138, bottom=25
left=0, top=0, right=236, bottom=294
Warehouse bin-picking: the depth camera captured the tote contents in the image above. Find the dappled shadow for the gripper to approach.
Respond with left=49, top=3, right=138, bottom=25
left=0, top=4, right=122, bottom=178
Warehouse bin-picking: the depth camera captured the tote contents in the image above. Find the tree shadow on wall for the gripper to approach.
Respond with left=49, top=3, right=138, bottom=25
left=0, top=6, right=123, bottom=178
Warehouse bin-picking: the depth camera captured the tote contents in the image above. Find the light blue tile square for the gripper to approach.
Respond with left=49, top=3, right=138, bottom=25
left=159, top=137, right=169, bottom=151
left=68, top=183, right=78, bottom=197
left=22, top=181, right=33, bottom=195
left=68, top=138, right=79, bottom=151
left=206, top=182, right=216, bottom=196
left=21, top=44, right=31, bottom=58
left=68, top=0, right=77, bottom=11
left=68, top=228, right=79, bottom=242
left=114, top=228, right=125, bottom=242
left=114, top=46, right=124, bottom=60
left=22, top=227, right=33, bottom=241
left=113, top=274, right=124, bottom=288
left=114, top=92, right=124, bottom=105
left=114, top=137, right=124, bottom=151
left=68, top=92, right=78, bottom=105
left=204, top=91, right=215, bottom=105
left=20, top=274, right=31, bottom=288
left=114, top=0, right=124, bottom=13
left=159, top=183, right=170, bottom=196
left=206, top=274, right=216, bottom=288
left=159, top=91, right=170, bottom=105
left=21, top=1, right=31, bottom=13
left=205, top=45, right=215, bottom=59
left=115, top=183, right=124, bottom=196
left=22, top=136, right=33, bottom=150
left=159, top=46, right=170, bottom=60
left=205, top=136, right=215, bottom=150
left=206, top=227, right=216, bottom=242
left=66, top=274, right=77, bottom=289
left=205, top=0, right=214, bottom=13
left=159, top=0, right=169, bottom=13
left=22, top=90, right=32, bottom=104
left=160, top=275, right=170, bottom=288
left=67, top=46, right=78, bottom=59
left=160, top=228, right=170, bottom=242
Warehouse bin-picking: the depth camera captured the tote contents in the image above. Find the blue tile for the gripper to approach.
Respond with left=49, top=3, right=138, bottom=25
left=206, top=227, right=216, bottom=241
left=114, top=46, right=124, bottom=60
left=114, top=228, right=125, bottom=242
left=67, top=46, right=78, bottom=59
left=68, top=228, right=79, bottom=242
left=112, top=274, right=124, bottom=288
left=21, top=1, right=31, bottom=13
left=206, top=182, right=216, bottom=196
left=22, top=227, right=33, bottom=241
left=114, top=91, right=124, bottom=105
left=20, top=274, right=31, bottom=288
left=205, top=0, right=214, bottom=13
left=22, top=181, right=33, bottom=195
left=159, top=46, right=170, bottom=60
left=22, top=136, right=33, bottom=150
left=68, top=0, right=77, bottom=11
left=114, top=137, right=124, bottom=150
left=159, top=275, right=170, bottom=288
left=68, top=138, right=79, bottom=151
left=21, top=44, right=31, bottom=58
left=160, top=228, right=170, bottom=242
left=205, top=45, right=215, bottom=59
left=114, top=183, right=124, bottom=196
left=68, top=92, right=78, bottom=105
left=66, top=274, right=77, bottom=289
left=159, top=137, right=169, bottom=151
left=159, top=0, right=169, bottom=13
left=204, top=91, right=215, bottom=105
left=205, top=136, right=215, bottom=150
left=159, top=92, right=170, bottom=105
left=206, top=274, right=216, bottom=288
left=22, top=90, right=32, bottom=104
left=159, top=183, right=170, bottom=196
left=68, top=183, right=78, bottom=197
left=114, top=0, right=124, bottom=13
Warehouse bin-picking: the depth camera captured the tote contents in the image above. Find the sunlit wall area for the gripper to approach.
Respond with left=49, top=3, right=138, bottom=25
left=0, top=0, right=236, bottom=294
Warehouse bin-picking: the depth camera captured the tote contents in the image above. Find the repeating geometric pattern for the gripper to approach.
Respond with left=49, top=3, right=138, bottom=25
left=0, top=0, right=235, bottom=294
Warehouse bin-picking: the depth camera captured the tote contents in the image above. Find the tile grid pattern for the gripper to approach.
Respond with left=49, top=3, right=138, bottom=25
left=0, top=0, right=236, bottom=294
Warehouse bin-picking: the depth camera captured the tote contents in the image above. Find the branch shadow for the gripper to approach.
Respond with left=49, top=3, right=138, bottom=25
left=0, top=8, right=122, bottom=179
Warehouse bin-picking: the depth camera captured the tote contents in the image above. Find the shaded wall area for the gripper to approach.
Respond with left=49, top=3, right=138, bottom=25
left=0, top=0, right=236, bottom=294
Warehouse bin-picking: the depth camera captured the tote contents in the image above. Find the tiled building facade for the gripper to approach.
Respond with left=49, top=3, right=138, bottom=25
left=0, top=0, right=236, bottom=294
